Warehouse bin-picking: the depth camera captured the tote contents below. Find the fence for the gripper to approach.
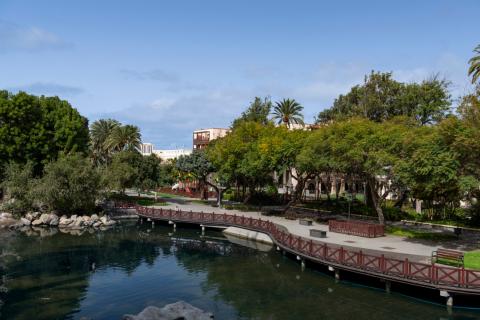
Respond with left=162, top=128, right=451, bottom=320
left=329, top=220, right=385, bottom=238
left=125, top=203, right=480, bottom=291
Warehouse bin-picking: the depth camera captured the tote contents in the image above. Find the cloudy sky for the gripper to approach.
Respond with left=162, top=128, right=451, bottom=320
left=0, top=0, right=478, bottom=148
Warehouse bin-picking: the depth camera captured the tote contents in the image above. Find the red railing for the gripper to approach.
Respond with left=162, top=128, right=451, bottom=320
left=125, top=203, right=480, bottom=291
left=328, top=220, right=385, bottom=238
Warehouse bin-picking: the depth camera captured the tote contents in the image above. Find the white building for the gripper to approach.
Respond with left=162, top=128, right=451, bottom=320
left=140, top=143, right=153, bottom=155
left=140, top=143, right=191, bottom=161
left=153, top=149, right=192, bottom=161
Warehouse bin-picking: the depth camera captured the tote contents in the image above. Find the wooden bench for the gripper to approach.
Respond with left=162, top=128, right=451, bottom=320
left=432, top=249, right=464, bottom=267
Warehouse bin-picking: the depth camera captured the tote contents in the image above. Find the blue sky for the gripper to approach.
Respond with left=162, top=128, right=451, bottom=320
left=0, top=0, right=478, bottom=148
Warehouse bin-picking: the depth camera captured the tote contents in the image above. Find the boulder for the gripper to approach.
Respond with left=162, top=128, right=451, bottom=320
left=71, top=217, right=84, bottom=229
left=123, top=301, right=214, bottom=320
left=49, top=214, right=59, bottom=226
left=90, top=214, right=99, bottom=222
left=20, top=217, right=31, bottom=226
left=100, top=216, right=108, bottom=224
left=59, top=216, right=72, bottom=226
left=93, top=221, right=102, bottom=228
left=0, top=212, right=13, bottom=220
left=39, top=213, right=52, bottom=225
left=25, top=212, right=34, bottom=221
left=32, top=219, right=43, bottom=226
left=70, top=215, right=78, bottom=221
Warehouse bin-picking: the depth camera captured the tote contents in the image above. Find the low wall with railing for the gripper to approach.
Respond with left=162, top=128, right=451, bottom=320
left=329, top=220, right=385, bottom=238
left=123, top=203, right=480, bottom=293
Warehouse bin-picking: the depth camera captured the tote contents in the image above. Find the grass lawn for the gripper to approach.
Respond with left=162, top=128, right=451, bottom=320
left=386, top=226, right=458, bottom=241
left=465, top=251, right=480, bottom=270
left=136, top=199, right=168, bottom=206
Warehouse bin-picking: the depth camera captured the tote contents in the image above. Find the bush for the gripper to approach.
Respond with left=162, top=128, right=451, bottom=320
left=35, top=154, right=101, bottom=215
left=0, top=162, right=37, bottom=215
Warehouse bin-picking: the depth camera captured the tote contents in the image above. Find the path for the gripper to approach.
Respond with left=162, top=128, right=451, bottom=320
left=153, top=199, right=476, bottom=264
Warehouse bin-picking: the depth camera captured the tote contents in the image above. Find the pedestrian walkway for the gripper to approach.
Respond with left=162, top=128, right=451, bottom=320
left=155, top=200, right=461, bottom=264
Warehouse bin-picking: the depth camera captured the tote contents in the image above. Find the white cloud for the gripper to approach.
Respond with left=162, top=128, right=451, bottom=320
left=120, top=69, right=180, bottom=82
left=0, top=21, right=71, bottom=53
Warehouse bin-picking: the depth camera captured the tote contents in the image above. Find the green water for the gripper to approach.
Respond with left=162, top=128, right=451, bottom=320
left=0, top=223, right=479, bottom=320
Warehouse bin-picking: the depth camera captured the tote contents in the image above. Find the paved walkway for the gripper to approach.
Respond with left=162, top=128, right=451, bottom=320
left=152, top=199, right=477, bottom=264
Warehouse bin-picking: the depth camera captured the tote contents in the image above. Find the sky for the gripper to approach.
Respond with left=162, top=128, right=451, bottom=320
left=0, top=0, right=478, bottom=149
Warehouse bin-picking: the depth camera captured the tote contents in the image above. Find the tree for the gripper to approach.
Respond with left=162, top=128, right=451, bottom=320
left=232, top=96, right=272, bottom=127
left=272, top=98, right=304, bottom=128
left=1, top=162, right=36, bottom=215
left=103, top=151, right=140, bottom=194
left=105, top=124, right=142, bottom=152
left=90, top=119, right=120, bottom=165
left=0, top=91, right=89, bottom=174
left=35, top=154, right=101, bottom=215
left=469, top=44, right=480, bottom=84
left=176, top=151, right=221, bottom=203
left=315, top=72, right=451, bottom=125
left=136, top=154, right=163, bottom=191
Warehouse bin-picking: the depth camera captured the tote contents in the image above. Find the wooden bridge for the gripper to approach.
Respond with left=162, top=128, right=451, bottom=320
left=119, top=203, right=480, bottom=302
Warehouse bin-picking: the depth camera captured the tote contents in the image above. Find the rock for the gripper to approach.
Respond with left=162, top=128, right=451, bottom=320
left=71, top=217, right=84, bottom=229
left=100, top=216, right=108, bottom=224
left=59, top=216, right=72, bottom=226
left=0, top=212, right=13, bottom=220
left=39, top=213, right=52, bottom=225
left=32, top=219, right=43, bottom=226
left=49, top=214, right=59, bottom=226
left=20, top=217, right=31, bottom=226
left=123, top=301, right=214, bottom=320
left=93, top=221, right=102, bottom=228
left=90, top=214, right=99, bottom=222
left=83, top=216, right=91, bottom=222
left=25, top=212, right=34, bottom=221
left=70, top=215, right=78, bottom=221
left=32, top=212, right=41, bottom=220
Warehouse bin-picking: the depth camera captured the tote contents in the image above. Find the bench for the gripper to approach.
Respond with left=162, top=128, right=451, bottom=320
left=432, top=249, right=464, bottom=267
left=310, top=229, right=327, bottom=238
left=299, top=219, right=313, bottom=226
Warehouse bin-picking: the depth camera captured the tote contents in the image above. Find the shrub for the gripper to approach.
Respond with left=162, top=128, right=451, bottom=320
left=35, top=154, right=101, bottom=215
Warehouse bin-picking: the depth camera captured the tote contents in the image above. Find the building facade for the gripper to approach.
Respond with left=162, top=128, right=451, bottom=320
left=153, top=149, right=192, bottom=161
left=193, top=128, right=229, bottom=150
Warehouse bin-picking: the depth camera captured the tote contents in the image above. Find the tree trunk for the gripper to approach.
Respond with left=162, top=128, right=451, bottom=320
left=367, top=177, right=385, bottom=225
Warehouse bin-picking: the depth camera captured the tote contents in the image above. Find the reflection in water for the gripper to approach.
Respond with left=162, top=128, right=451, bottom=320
left=0, top=223, right=478, bottom=320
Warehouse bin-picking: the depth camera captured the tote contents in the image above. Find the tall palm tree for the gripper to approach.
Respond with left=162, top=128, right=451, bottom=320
left=272, top=98, right=304, bottom=128
left=90, top=119, right=120, bottom=164
left=106, top=124, right=142, bottom=152
left=469, top=44, right=480, bottom=84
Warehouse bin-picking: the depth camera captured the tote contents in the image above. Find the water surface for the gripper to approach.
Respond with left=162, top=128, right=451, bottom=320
left=0, top=223, right=479, bottom=320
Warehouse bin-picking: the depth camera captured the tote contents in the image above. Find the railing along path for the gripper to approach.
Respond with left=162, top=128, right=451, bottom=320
left=121, top=203, right=480, bottom=293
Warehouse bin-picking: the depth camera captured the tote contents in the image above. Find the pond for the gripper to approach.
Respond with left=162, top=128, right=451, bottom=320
left=0, top=222, right=479, bottom=320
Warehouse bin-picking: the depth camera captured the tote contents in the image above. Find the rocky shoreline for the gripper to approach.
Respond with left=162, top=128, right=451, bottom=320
left=0, top=211, right=117, bottom=232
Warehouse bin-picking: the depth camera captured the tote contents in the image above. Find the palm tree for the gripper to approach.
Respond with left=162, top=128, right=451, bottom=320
left=272, top=98, right=304, bottom=128
left=106, top=124, right=142, bottom=152
left=469, top=44, right=480, bottom=84
left=90, top=119, right=120, bottom=164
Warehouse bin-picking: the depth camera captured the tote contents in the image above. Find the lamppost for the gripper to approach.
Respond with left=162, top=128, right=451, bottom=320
left=346, top=192, right=353, bottom=220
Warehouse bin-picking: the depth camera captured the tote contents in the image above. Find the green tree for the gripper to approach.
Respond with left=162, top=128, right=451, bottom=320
left=90, top=119, right=120, bottom=165
left=468, top=44, right=480, bottom=84
left=136, top=154, right=163, bottom=191
left=105, top=124, right=142, bottom=152
left=0, top=91, right=89, bottom=173
left=315, top=72, right=451, bottom=125
left=1, top=162, right=36, bottom=215
left=272, top=98, right=304, bottom=128
left=232, top=96, right=272, bottom=127
left=103, top=151, right=140, bottom=194
left=176, top=151, right=222, bottom=202
left=35, top=154, right=101, bottom=215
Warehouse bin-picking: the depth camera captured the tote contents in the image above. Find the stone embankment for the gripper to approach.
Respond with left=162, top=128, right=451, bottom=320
left=0, top=211, right=116, bottom=230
